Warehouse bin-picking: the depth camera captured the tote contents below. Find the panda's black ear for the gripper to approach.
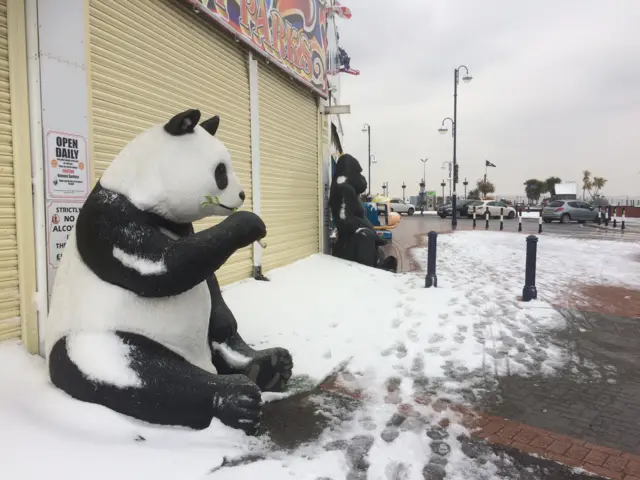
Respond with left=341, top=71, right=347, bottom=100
left=200, top=115, right=220, bottom=136
left=164, top=109, right=201, bottom=136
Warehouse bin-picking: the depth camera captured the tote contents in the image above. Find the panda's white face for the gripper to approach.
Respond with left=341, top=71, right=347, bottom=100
left=99, top=110, right=246, bottom=224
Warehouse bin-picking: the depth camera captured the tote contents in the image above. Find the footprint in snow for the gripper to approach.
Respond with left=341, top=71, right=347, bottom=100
left=406, top=329, right=420, bottom=342
left=428, top=333, right=445, bottom=344
left=453, top=333, right=466, bottom=344
left=438, top=313, right=449, bottom=320
left=391, top=317, right=403, bottom=329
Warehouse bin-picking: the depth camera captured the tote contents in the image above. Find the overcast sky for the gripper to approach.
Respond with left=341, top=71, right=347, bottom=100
left=335, top=1, right=640, bottom=199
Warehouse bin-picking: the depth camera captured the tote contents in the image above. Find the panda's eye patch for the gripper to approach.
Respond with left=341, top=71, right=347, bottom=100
left=215, top=163, right=228, bottom=190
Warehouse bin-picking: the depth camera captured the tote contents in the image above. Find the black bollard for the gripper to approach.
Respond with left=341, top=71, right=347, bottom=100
left=485, top=210, right=490, bottom=230
left=472, top=206, right=477, bottom=229
left=518, top=206, right=523, bottom=232
left=500, top=208, right=504, bottom=231
left=425, top=231, right=438, bottom=288
left=522, top=235, right=538, bottom=302
left=538, top=210, right=542, bottom=234
left=622, top=207, right=626, bottom=231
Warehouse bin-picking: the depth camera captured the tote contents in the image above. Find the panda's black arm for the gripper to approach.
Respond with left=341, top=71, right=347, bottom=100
left=76, top=200, right=266, bottom=298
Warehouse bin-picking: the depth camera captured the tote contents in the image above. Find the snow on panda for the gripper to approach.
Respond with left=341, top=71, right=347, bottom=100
left=45, top=109, right=293, bottom=435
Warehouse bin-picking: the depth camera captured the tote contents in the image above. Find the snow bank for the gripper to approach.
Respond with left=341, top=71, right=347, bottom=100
left=2, top=232, right=639, bottom=479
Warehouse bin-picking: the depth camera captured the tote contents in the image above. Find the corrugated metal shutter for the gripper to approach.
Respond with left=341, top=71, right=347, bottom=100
left=89, top=0, right=253, bottom=285
left=258, top=59, right=319, bottom=272
left=0, top=0, right=20, bottom=341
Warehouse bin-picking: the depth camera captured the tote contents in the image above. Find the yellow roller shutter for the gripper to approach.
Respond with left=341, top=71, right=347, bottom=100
left=0, top=0, right=20, bottom=341
left=258, top=59, right=319, bottom=272
left=89, top=0, right=253, bottom=285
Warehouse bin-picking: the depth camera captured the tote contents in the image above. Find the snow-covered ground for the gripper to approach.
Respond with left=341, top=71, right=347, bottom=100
left=2, top=232, right=640, bottom=480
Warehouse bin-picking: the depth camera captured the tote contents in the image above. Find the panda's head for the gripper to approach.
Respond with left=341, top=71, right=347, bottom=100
left=99, top=109, right=245, bottom=224
left=333, top=153, right=367, bottom=195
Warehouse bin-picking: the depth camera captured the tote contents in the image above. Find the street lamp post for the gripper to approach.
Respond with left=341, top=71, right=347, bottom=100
left=362, top=123, right=371, bottom=196
left=463, top=178, right=469, bottom=199
left=420, top=158, right=428, bottom=187
left=402, top=182, right=406, bottom=202
left=382, top=183, right=386, bottom=196
left=442, top=161, right=452, bottom=199
left=438, top=65, right=473, bottom=230
left=440, top=179, right=446, bottom=205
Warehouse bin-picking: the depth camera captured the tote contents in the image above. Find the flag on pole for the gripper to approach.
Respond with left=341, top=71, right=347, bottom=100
left=485, top=160, right=496, bottom=167
left=326, top=1, right=352, bottom=20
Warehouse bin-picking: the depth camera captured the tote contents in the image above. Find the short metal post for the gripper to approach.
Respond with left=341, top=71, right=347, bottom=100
left=472, top=206, right=476, bottom=229
left=522, top=235, right=538, bottom=302
left=538, top=209, right=542, bottom=234
left=621, top=207, right=626, bottom=231
left=485, top=210, right=489, bottom=230
left=613, top=205, right=618, bottom=228
left=607, top=206, right=612, bottom=224
left=597, top=208, right=602, bottom=225
left=500, top=207, right=504, bottom=231
left=518, top=206, right=523, bottom=232
left=425, top=231, right=438, bottom=288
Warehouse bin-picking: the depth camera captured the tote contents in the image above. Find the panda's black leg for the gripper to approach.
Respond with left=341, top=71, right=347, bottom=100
left=211, top=333, right=293, bottom=393
left=351, top=229, right=378, bottom=268
left=48, top=331, right=262, bottom=435
left=207, top=274, right=294, bottom=393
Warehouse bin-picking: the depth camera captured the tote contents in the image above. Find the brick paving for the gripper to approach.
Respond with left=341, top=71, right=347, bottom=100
left=476, top=308, right=640, bottom=455
left=473, top=415, right=640, bottom=479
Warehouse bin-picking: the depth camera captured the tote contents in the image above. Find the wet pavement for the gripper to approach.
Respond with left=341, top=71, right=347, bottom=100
left=475, top=307, right=640, bottom=455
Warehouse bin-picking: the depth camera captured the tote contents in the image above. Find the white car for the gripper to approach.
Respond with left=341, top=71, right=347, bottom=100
left=467, top=200, right=516, bottom=219
left=389, top=198, right=416, bottom=216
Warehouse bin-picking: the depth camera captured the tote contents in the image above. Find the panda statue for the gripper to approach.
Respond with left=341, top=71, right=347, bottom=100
left=45, top=109, right=293, bottom=435
left=329, top=153, right=398, bottom=272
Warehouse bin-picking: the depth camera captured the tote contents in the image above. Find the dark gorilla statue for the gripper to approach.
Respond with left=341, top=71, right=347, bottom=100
left=329, top=154, right=398, bottom=272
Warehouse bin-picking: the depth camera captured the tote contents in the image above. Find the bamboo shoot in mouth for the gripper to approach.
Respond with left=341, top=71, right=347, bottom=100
left=200, top=195, right=266, bottom=248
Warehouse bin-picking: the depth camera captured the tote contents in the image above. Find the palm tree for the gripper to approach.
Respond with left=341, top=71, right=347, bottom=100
left=591, top=177, right=607, bottom=199
left=582, top=170, right=592, bottom=201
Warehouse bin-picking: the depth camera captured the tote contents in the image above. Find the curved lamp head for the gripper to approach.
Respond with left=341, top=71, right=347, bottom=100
left=462, top=74, right=473, bottom=83
left=438, top=125, right=448, bottom=135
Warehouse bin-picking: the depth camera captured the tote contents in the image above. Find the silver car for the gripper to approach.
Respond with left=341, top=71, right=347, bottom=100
left=542, top=200, right=599, bottom=224
left=389, top=198, right=416, bottom=216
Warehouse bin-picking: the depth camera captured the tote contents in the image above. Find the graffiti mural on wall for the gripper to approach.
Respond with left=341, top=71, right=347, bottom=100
left=189, top=0, right=328, bottom=94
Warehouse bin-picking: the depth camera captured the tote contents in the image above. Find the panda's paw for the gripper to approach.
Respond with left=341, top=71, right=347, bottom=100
left=244, top=347, right=293, bottom=393
left=211, top=374, right=262, bottom=436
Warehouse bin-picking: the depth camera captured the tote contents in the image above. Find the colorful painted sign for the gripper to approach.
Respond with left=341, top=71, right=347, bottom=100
left=189, top=0, right=328, bottom=95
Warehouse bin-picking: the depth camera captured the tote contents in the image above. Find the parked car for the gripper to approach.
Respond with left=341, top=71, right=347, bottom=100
left=542, top=200, right=599, bottom=224
left=466, top=200, right=517, bottom=219
left=389, top=198, right=415, bottom=216
left=437, top=199, right=480, bottom=218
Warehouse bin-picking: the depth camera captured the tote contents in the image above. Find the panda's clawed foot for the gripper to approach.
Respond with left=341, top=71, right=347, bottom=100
left=243, top=347, right=293, bottom=393
left=212, top=332, right=293, bottom=393
left=211, top=374, right=262, bottom=436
